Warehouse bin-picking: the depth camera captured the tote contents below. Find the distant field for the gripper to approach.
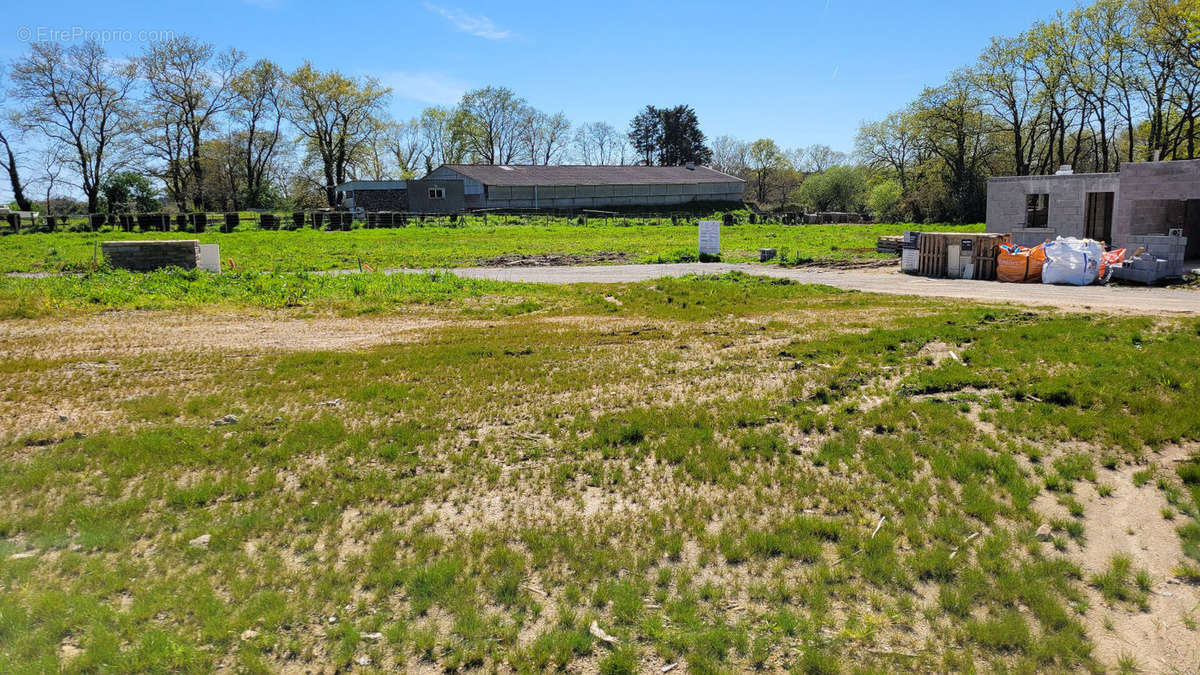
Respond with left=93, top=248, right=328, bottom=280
left=0, top=222, right=984, bottom=274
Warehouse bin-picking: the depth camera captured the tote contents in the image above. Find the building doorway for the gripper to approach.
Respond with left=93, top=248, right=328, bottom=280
left=1085, top=192, right=1114, bottom=244
left=1185, top=199, right=1200, bottom=259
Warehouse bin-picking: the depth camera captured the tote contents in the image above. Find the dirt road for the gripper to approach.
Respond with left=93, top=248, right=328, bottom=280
left=427, top=263, right=1200, bottom=315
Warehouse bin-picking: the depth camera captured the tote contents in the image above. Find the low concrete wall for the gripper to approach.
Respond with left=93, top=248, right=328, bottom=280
left=102, top=240, right=200, bottom=272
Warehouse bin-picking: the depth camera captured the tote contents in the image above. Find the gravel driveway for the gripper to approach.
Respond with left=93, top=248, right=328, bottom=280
left=424, top=263, right=1200, bottom=316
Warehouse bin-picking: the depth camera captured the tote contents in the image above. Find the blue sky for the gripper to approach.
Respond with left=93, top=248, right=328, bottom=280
left=3, top=0, right=1074, bottom=154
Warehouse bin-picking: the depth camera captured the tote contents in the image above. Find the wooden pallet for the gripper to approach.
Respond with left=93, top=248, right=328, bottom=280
left=876, top=235, right=903, bottom=254
left=967, top=233, right=1010, bottom=280
left=917, top=233, right=948, bottom=277
left=915, top=233, right=1011, bottom=280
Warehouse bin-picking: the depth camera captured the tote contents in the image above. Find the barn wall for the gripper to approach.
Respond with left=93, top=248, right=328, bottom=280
left=480, top=182, right=743, bottom=210
left=407, top=179, right=466, bottom=213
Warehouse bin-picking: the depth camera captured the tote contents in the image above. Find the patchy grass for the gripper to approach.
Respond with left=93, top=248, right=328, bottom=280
left=0, top=274, right=1197, bottom=671
left=0, top=268, right=544, bottom=317
left=0, top=221, right=983, bottom=274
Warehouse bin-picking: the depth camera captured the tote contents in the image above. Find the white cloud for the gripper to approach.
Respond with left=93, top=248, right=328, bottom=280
left=376, top=71, right=469, bottom=106
left=423, top=3, right=512, bottom=40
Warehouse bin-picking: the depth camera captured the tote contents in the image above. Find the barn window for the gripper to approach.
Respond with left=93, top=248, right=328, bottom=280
left=429, top=187, right=445, bottom=200
left=1025, top=193, right=1048, bottom=227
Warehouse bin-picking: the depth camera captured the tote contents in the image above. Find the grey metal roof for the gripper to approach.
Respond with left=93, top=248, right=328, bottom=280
left=434, top=164, right=744, bottom=186
left=335, top=180, right=407, bottom=191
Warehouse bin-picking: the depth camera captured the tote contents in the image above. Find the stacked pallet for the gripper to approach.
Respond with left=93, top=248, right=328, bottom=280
left=914, top=232, right=1011, bottom=280
left=876, top=235, right=903, bottom=254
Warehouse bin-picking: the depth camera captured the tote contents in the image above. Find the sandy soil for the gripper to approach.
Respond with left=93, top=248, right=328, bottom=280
left=0, top=311, right=454, bottom=361
left=1036, top=444, right=1200, bottom=673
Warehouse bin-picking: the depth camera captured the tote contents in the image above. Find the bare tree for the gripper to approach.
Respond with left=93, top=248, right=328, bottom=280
left=793, top=144, right=848, bottom=173
left=139, top=35, right=246, bottom=210
left=417, top=106, right=467, bottom=173
left=516, top=108, right=571, bottom=165
left=709, top=135, right=749, bottom=176
left=10, top=40, right=137, bottom=213
left=572, top=121, right=624, bottom=165
left=384, top=119, right=423, bottom=177
left=39, top=142, right=72, bottom=216
left=140, top=101, right=190, bottom=210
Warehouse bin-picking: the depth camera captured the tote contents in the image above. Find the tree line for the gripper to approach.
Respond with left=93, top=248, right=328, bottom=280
left=1, top=0, right=1196, bottom=221
left=0, top=35, right=713, bottom=215
left=663, top=0, right=1200, bottom=222
left=854, top=0, right=1200, bottom=223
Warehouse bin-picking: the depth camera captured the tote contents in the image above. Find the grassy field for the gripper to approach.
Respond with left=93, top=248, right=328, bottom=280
left=0, top=222, right=983, bottom=274
left=0, top=271, right=1198, bottom=672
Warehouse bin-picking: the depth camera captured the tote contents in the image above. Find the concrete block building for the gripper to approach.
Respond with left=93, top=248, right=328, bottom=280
left=335, top=179, right=466, bottom=214
left=985, top=159, right=1200, bottom=258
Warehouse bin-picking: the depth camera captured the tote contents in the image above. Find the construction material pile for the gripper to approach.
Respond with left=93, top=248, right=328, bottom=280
left=1110, top=230, right=1189, bottom=284
left=900, top=232, right=1011, bottom=280
left=875, top=235, right=903, bottom=254
left=904, top=229, right=1188, bottom=286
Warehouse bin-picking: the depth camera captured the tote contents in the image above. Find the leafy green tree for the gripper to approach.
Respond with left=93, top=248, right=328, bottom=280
left=456, top=86, right=527, bottom=165
left=867, top=179, right=905, bottom=222
left=230, top=59, right=286, bottom=209
left=417, top=106, right=469, bottom=174
left=285, top=63, right=390, bottom=207
left=796, top=165, right=866, bottom=212
left=627, top=105, right=711, bottom=166
left=628, top=106, right=659, bottom=164
left=747, top=138, right=786, bottom=205
left=855, top=111, right=921, bottom=191
left=912, top=74, right=997, bottom=223
left=101, top=172, right=160, bottom=214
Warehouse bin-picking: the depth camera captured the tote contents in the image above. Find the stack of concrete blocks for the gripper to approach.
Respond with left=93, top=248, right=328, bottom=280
left=101, top=240, right=200, bottom=272
left=1111, top=230, right=1188, bottom=283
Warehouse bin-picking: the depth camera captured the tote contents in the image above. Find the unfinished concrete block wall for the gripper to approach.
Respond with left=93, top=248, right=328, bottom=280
left=101, top=240, right=199, bottom=271
left=1111, top=159, right=1200, bottom=248
left=986, top=173, right=1120, bottom=247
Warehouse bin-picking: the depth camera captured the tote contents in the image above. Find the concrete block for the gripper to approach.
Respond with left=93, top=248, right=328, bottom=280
left=102, top=240, right=200, bottom=272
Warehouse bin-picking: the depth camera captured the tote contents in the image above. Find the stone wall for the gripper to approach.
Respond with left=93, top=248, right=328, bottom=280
left=101, top=240, right=200, bottom=272
left=348, top=189, right=409, bottom=212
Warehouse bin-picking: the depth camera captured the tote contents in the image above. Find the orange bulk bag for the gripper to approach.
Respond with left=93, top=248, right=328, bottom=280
left=997, top=244, right=1046, bottom=283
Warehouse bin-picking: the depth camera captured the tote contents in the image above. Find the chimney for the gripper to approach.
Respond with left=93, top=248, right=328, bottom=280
left=685, top=162, right=695, bottom=170
left=1054, top=164, right=1073, bottom=175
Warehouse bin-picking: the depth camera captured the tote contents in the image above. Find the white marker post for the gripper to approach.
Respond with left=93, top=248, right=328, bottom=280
left=698, top=220, right=720, bottom=259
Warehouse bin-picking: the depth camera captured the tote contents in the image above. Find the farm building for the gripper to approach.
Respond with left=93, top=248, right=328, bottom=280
left=425, top=164, right=744, bottom=211
left=335, top=178, right=465, bottom=214
left=985, top=159, right=1200, bottom=257
left=335, top=165, right=744, bottom=214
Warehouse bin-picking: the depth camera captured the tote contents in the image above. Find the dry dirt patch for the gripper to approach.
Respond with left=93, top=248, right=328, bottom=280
left=0, top=311, right=456, bottom=361
left=1036, top=444, right=1200, bottom=672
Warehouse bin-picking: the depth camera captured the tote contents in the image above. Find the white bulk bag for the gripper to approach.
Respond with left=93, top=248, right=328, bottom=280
left=1042, top=237, right=1104, bottom=286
